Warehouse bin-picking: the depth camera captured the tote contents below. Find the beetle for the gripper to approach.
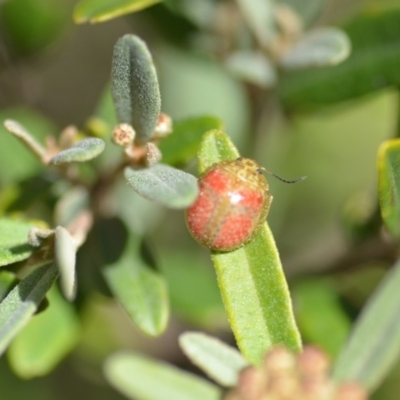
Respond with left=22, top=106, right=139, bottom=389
left=186, top=157, right=272, bottom=252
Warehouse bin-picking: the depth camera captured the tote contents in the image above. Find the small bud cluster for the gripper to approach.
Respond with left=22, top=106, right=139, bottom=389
left=112, top=123, right=136, bottom=147
left=225, top=347, right=368, bottom=400
left=111, top=113, right=172, bottom=166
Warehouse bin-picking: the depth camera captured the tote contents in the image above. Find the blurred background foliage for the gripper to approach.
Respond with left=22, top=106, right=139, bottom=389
left=1, top=0, right=400, bottom=398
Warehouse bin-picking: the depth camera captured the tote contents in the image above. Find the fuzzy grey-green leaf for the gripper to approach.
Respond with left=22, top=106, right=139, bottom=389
left=3, top=119, right=47, bottom=161
left=104, top=351, right=221, bottom=400
left=49, top=138, right=105, bottom=165
left=281, top=28, right=351, bottom=70
left=54, top=227, right=77, bottom=301
left=112, top=34, right=161, bottom=143
left=124, top=164, right=199, bottom=209
left=179, top=332, right=248, bottom=387
left=0, top=264, right=58, bottom=356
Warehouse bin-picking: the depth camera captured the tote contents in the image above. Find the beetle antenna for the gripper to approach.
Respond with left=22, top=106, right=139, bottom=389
left=257, top=167, right=307, bottom=184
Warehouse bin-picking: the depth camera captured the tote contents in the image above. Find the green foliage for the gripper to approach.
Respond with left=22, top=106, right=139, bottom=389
left=0, top=264, right=58, bottom=356
left=0, top=110, right=54, bottom=186
left=378, top=138, right=400, bottom=238
left=281, top=28, right=350, bottom=70
left=112, top=35, right=161, bottom=144
left=49, top=138, right=105, bottom=165
left=2, top=1, right=400, bottom=399
left=124, top=164, right=198, bottom=209
left=280, top=8, right=400, bottom=109
left=333, top=258, right=400, bottom=391
left=74, top=0, right=161, bottom=24
left=102, top=234, right=169, bottom=337
left=104, top=352, right=221, bottom=400
left=198, top=130, right=302, bottom=364
left=54, top=226, right=77, bottom=301
left=7, top=287, right=80, bottom=378
left=179, top=332, right=248, bottom=387
left=158, top=116, right=224, bottom=165
left=0, top=218, right=36, bottom=267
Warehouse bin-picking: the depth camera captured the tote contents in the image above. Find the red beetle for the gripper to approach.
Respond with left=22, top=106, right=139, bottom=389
left=186, top=157, right=272, bottom=252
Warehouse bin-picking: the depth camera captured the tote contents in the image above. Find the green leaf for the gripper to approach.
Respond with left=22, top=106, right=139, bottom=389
left=0, top=108, right=55, bottom=186
left=179, top=331, right=248, bottom=387
left=280, top=9, right=400, bottom=109
left=7, top=286, right=80, bottom=378
left=104, top=351, right=222, bottom=400
left=111, top=35, right=161, bottom=144
left=197, top=130, right=302, bottom=364
left=293, top=279, right=351, bottom=359
left=0, top=218, right=36, bottom=267
left=333, top=258, right=400, bottom=390
left=378, top=138, right=400, bottom=238
left=102, top=233, right=169, bottom=337
left=73, top=0, right=161, bottom=24
left=124, top=164, right=199, bottom=209
left=158, top=116, right=224, bottom=166
left=54, top=227, right=77, bottom=301
left=225, top=51, right=277, bottom=88
left=281, top=28, right=351, bottom=70
left=0, top=264, right=58, bottom=356
left=3, top=119, right=46, bottom=161
left=0, top=271, right=16, bottom=301
left=49, top=138, right=105, bottom=165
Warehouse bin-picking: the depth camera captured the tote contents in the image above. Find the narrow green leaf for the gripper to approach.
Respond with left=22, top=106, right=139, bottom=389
left=198, top=130, right=302, bottom=364
left=158, top=116, right=224, bottom=166
left=293, top=279, right=351, bottom=359
left=179, top=331, right=248, bottom=387
left=104, top=351, right=221, bottom=400
left=333, top=258, right=400, bottom=390
left=3, top=119, right=46, bottom=161
left=378, top=138, right=400, bottom=238
left=124, top=164, right=199, bottom=209
left=74, top=0, right=161, bottom=24
left=280, top=9, right=400, bottom=109
left=281, top=28, right=351, bottom=70
left=0, top=109, right=55, bottom=186
left=0, top=264, right=58, bottom=356
left=102, top=234, right=169, bottom=337
left=54, top=227, right=77, bottom=301
left=49, top=138, right=105, bottom=165
left=0, top=218, right=36, bottom=267
left=112, top=35, right=161, bottom=143
left=7, top=287, right=80, bottom=378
